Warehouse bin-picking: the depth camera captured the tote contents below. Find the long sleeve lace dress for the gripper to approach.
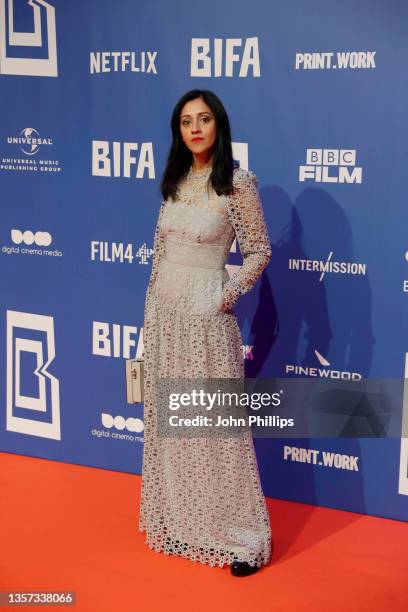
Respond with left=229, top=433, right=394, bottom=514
left=139, top=164, right=272, bottom=568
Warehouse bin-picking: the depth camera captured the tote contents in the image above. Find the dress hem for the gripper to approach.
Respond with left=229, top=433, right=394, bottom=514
left=138, top=525, right=272, bottom=570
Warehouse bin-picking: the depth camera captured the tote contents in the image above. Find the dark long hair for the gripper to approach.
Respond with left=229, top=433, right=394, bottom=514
left=160, top=89, right=237, bottom=201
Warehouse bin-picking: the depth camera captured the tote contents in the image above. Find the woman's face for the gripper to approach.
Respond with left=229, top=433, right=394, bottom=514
left=179, top=97, right=217, bottom=157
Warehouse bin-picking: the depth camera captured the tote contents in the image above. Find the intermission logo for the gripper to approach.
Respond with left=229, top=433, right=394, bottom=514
left=6, top=310, right=61, bottom=439
left=92, top=321, right=144, bottom=360
left=90, top=51, right=157, bottom=74
left=286, top=349, right=362, bottom=381
left=299, top=149, right=362, bottom=184
left=0, top=0, right=58, bottom=77
left=289, top=251, right=366, bottom=281
left=295, top=51, right=376, bottom=70
left=191, top=37, right=260, bottom=77
left=91, top=241, right=153, bottom=265
left=1, top=228, right=62, bottom=257
left=92, top=140, right=155, bottom=178
left=2, top=127, right=61, bottom=173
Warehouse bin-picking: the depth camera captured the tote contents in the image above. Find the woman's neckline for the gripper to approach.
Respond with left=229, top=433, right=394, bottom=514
left=189, top=164, right=212, bottom=176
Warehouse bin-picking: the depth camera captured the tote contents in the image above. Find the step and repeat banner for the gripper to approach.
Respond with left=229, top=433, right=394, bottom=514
left=1, top=0, right=407, bottom=522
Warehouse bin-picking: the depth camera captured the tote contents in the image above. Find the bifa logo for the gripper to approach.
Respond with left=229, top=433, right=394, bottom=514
left=92, top=322, right=144, bottom=360
left=6, top=310, right=61, bottom=439
left=398, top=353, right=408, bottom=495
left=232, top=141, right=248, bottom=171
left=92, top=140, right=155, bottom=179
left=191, top=37, right=260, bottom=77
left=299, top=149, right=362, bottom=184
left=0, top=0, right=58, bottom=77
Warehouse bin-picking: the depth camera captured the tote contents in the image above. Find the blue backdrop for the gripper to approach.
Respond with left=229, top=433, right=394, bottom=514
left=1, top=0, right=407, bottom=522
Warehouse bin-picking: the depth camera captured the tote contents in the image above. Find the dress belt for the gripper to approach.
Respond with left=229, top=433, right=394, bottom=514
left=164, top=238, right=226, bottom=270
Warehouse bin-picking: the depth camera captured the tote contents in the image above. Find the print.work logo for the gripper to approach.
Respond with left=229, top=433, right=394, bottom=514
left=295, top=51, right=376, bottom=70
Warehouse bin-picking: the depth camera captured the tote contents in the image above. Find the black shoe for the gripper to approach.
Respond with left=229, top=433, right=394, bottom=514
left=165, top=537, right=174, bottom=553
left=230, top=561, right=260, bottom=577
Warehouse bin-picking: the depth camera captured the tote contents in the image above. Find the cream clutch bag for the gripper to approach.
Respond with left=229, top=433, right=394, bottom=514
left=125, top=354, right=144, bottom=403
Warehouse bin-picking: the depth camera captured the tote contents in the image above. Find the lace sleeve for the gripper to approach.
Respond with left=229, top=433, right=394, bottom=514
left=144, top=200, right=166, bottom=318
left=221, top=169, right=272, bottom=311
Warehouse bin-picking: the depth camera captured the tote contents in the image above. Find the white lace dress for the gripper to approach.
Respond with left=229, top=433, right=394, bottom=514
left=139, top=164, right=273, bottom=568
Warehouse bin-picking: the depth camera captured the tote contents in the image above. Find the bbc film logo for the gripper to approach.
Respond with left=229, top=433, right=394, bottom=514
left=299, top=149, right=362, bottom=184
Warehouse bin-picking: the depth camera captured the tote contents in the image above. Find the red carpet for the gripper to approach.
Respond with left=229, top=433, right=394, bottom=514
left=1, top=451, right=407, bottom=611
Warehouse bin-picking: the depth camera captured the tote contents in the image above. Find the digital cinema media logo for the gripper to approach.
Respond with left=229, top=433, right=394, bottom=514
left=6, top=310, right=61, bottom=439
left=0, top=0, right=58, bottom=77
left=190, top=37, right=260, bottom=77
left=92, top=413, right=144, bottom=444
left=100, top=413, right=144, bottom=434
left=1, top=227, right=63, bottom=257
left=299, top=149, right=362, bottom=184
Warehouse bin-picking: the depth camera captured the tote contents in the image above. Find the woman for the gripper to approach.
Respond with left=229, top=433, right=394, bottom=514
left=139, top=89, right=272, bottom=577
